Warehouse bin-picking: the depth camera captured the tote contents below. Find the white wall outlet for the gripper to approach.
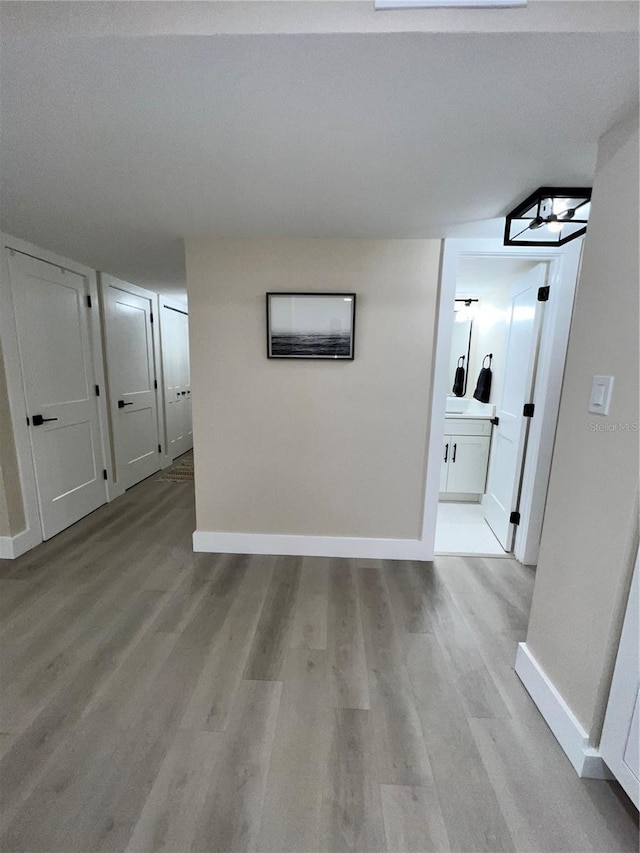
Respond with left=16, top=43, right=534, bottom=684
left=589, top=375, right=614, bottom=416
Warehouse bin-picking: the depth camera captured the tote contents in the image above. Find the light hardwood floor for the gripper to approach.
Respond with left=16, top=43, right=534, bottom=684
left=0, top=475, right=637, bottom=853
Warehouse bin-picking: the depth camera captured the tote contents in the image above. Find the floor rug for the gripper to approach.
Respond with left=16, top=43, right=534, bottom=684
left=157, top=453, right=194, bottom=482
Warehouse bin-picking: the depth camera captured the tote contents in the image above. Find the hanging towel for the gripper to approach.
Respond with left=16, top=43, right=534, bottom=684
left=473, top=354, right=493, bottom=403
left=452, top=356, right=466, bottom=397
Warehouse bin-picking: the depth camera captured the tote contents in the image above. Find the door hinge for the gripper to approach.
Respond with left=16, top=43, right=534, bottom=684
left=26, top=416, right=30, bottom=426
left=510, top=511, right=521, bottom=525
left=95, top=384, right=100, bottom=396
left=490, top=416, right=499, bottom=426
left=537, top=286, right=550, bottom=302
left=523, top=403, right=535, bottom=418
left=158, top=444, right=162, bottom=454
left=87, top=294, right=92, bottom=308
left=154, top=379, right=158, bottom=390
left=103, top=469, right=108, bottom=481
left=150, top=311, right=154, bottom=323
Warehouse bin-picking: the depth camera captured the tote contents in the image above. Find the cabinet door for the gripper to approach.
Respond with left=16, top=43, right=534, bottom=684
left=446, top=435, right=490, bottom=494
left=440, top=436, right=451, bottom=492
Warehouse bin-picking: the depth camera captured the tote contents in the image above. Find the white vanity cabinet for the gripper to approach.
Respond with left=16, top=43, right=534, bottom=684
left=440, top=417, right=491, bottom=498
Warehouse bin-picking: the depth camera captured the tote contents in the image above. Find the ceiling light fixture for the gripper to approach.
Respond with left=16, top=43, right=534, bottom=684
left=504, top=187, right=592, bottom=247
left=375, top=0, right=526, bottom=8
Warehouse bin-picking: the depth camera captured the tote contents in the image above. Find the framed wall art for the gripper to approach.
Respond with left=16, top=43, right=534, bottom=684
left=266, top=292, right=356, bottom=360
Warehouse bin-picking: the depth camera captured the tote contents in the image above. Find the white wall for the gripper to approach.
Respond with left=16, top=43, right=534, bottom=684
left=185, top=238, right=442, bottom=545
left=524, top=111, right=639, bottom=738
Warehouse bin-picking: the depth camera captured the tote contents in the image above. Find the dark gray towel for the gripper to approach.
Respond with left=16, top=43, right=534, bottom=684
left=452, top=357, right=465, bottom=397
left=473, top=366, right=492, bottom=403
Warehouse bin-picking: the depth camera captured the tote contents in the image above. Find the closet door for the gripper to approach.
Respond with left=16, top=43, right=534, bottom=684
left=103, top=279, right=160, bottom=490
left=161, top=304, right=192, bottom=459
left=9, top=251, right=106, bottom=539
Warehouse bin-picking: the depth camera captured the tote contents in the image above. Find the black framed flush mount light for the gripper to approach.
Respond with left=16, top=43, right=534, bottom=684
left=504, top=187, right=592, bottom=247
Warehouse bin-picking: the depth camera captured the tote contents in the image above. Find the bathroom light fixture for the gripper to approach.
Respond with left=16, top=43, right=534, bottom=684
left=375, top=0, right=525, bottom=7
left=504, top=187, right=592, bottom=246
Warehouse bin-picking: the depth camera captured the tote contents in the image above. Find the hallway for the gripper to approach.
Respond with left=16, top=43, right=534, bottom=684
left=0, top=476, right=636, bottom=852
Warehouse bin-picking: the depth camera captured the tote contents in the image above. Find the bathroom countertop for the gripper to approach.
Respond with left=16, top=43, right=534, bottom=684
left=445, top=412, right=494, bottom=421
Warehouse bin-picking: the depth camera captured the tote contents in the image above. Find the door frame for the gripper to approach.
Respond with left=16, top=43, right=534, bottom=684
left=422, top=237, right=583, bottom=564
left=98, top=273, right=164, bottom=496
left=0, top=232, right=113, bottom=556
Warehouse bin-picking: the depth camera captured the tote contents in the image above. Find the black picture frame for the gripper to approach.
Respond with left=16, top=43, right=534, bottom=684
left=266, top=292, right=356, bottom=360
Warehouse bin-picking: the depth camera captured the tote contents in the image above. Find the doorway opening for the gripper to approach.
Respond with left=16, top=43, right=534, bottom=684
left=436, top=257, right=544, bottom=556
left=422, top=237, right=583, bottom=565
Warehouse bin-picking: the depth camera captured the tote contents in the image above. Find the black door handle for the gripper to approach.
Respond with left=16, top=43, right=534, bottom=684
left=444, top=443, right=448, bottom=463
left=452, top=443, right=457, bottom=463
left=32, top=414, right=58, bottom=426
left=118, top=400, right=134, bottom=408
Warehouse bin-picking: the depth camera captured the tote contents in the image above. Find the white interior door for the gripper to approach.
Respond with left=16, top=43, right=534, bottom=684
left=8, top=251, right=106, bottom=540
left=600, top=549, right=639, bottom=808
left=482, top=264, right=547, bottom=551
left=105, top=285, right=160, bottom=490
left=161, top=305, right=192, bottom=459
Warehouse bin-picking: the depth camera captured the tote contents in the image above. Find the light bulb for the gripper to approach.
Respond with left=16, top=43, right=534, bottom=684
left=547, top=220, right=563, bottom=234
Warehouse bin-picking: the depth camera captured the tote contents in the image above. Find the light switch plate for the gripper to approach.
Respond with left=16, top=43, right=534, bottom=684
left=589, top=375, right=614, bottom=416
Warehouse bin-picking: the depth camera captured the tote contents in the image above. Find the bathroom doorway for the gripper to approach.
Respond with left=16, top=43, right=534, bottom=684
left=422, top=238, right=583, bottom=565
left=437, top=258, right=544, bottom=556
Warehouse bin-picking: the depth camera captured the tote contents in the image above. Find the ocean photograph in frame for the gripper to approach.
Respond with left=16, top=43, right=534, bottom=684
left=266, top=293, right=356, bottom=360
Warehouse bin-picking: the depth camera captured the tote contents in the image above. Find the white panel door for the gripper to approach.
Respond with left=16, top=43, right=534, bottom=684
left=105, top=286, right=160, bottom=489
left=161, top=305, right=192, bottom=459
left=600, top=550, right=639, bottom=808
left=8, top=251, right=106, bottom=540
left=483, top=264, right=546, bottom=551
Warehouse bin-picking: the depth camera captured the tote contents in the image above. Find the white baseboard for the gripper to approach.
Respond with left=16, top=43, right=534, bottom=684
left=0, top=526, right=41, bottom=559
left=515, top=643, right=612, bottom=779
left=192, top=530, right=431, bottom=561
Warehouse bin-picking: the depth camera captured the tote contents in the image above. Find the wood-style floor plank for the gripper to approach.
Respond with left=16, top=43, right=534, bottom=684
left=191, top=679, right=282, bottom=853
left=383, top=560, right=435, bottom=634
left=125, top=730, right=223, bottom=853
left=1, top=479, right=637, bottom=853
left=180, top=554, right=275, bottom=732
left=327, top=558, right=370, bottom=710
left=242, top=555, right=302, bottom=680
left=415, top=559, right=512, bottom=719
left=318, top=708, right=387, bottom=852
left=380, top=784, right=451, bottom=853
left=357, top=564, right=434, bottom=787
left=405, top=632, right=516, bottom=853
left=258, top=648, right=332, bottom=853
left=290, top=556, right=329, bottom=649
